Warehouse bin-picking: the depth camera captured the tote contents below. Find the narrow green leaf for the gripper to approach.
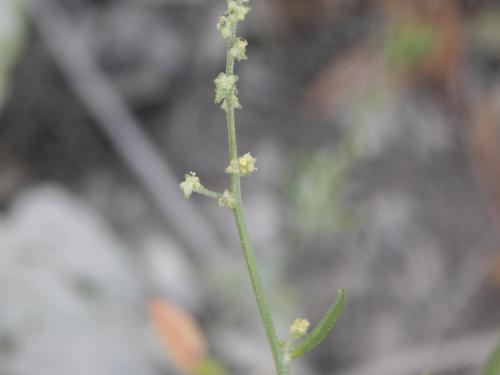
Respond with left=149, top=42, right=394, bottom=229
left=483, top=337, right=500, bottom=375
left=290, top=289, right=346, bottom=361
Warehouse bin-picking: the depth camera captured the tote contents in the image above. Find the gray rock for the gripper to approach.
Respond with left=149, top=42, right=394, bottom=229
left=0, top=185, right=157, bottom=375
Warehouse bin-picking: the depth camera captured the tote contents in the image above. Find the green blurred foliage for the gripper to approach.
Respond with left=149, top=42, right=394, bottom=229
left=483, top=338, right=500, bottom=375
left=384, top=23, right=437, bottom=70
left=287, top=130, right=358, bottom=240
left=0, top=0, right=27, bottom=110
left=195, top=358, right=226, bottom=375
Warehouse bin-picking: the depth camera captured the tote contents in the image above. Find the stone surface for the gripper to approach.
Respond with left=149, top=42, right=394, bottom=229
left=0, top=185, right=158, bottom=375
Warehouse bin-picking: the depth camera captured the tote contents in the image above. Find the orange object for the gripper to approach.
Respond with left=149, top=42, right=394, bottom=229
left=149, top=299, right=208, bottom=374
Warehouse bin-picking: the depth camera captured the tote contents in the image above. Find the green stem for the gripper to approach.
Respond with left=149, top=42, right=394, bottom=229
left=195, top=187, right=222, bottom=200
left=224, top=18, right=289, bottom=375
left=232, top=205, right=289, bottom=375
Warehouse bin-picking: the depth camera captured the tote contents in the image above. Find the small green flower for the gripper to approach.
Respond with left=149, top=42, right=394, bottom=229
left=225, top=159, right=239, bottom=175
left=225, top=152, right=257, bottom=176
left=214, top=73, right=238, bottom=99
left=218, top=189, right=236, bottom=209
left=228, top=1, right=250, bottom=21
left=229, top=38, right=248, bottom=61
left=220, top=94, right=241, bottom=111
left=238, top=153, right=257, bottom=175
left=216, top=15, right=232, bottom=39
left=179, top=172, right=203, bottom=199
left=215, top=73, right=241, bottom=111
left=289, top=318, right=310, bottom=340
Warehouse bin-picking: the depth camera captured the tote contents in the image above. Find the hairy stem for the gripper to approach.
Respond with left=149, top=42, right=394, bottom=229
left=179, top=2, right=345, bottom=372
left=224, top=17, right=289, bottom=375
left=232, top=205, right=289, bottom=375
left=195, top=187, right=222, bottom=200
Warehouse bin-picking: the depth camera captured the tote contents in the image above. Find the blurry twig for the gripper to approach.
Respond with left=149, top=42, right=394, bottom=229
left=30, top=0, right=225, bottom=264
left=337, top=331, right=499, bottom=375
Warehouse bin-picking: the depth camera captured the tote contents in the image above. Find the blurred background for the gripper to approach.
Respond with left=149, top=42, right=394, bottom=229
left=0, top=0, right=499, bottom=374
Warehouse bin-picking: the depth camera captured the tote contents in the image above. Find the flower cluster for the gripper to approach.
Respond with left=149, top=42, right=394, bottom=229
left=289, top=318, right=310, bottom=340
left=181, top=1, right=254, bottom=207
left=228, top=0, right=250, bottom=21
left=225, top=152, right=257, bottom=176
left=216, top=16, right=232, bottom=40
left=229, top=37, right=248, bottom=62
left=218, top=189, right=236, bottom=210
left=214, top=0, right=250, bottom=111
left=214, top=73, right=241, bottom=111
left=217, top=0, right=251, bottom=40
left=179, top=172, right=203, bottom=200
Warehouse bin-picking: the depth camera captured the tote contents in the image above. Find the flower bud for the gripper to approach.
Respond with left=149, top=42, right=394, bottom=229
left=289, top=318, right=310, bottom=340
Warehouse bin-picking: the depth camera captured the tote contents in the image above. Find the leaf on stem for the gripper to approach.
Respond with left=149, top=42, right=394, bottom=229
left=289, top=289, right=346, bottom=361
